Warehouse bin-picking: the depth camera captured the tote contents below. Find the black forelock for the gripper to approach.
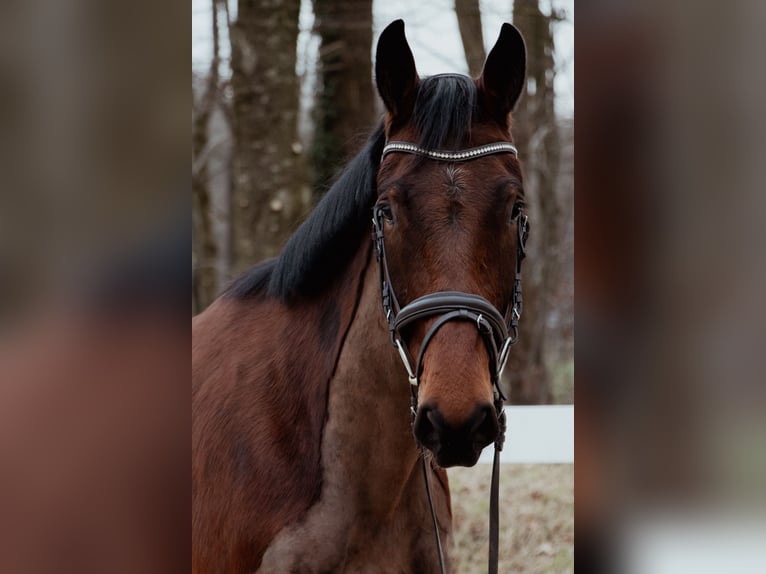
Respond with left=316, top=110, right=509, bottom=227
left=413, top=74, right=476, bottom=151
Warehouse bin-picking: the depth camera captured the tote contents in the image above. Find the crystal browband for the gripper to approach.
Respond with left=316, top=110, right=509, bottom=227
left=382, top=141, right=518, bottom=162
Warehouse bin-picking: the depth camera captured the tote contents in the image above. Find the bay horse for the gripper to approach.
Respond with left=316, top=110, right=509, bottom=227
left=192, top=20, right=528, bottom=573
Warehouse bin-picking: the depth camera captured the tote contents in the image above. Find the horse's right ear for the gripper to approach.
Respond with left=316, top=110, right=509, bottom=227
left=478, top=23, right=526, bottom=126
left=375, top=20, right=419, bottom=119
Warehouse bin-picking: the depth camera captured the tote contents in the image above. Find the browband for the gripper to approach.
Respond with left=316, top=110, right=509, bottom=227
left=382, top=141, right=518, bottom=162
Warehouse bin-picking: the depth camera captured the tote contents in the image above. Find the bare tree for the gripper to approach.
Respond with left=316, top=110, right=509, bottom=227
left=455, top=0, right=486, bottom=77
left=311, top=0, right=375, bottom=196
left=229, top=0, right=311, bottom=275
left=192, top=0, right=222, bottom=313
left=504, top=0, right=564, bottom=404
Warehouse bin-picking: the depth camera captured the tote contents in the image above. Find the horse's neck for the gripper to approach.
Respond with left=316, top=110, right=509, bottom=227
left=323, top=252, right=422, bottom=505
left=317, top=253, right=452, bottom=569
left=257, top=252, right=450, bottom=572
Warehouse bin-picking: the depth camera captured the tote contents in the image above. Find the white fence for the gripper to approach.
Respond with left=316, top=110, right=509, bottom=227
left=477, top=405, right=574, bottom=464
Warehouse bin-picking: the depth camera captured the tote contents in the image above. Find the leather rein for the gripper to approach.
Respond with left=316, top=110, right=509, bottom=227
left=372, top=140, right=529, bottom=574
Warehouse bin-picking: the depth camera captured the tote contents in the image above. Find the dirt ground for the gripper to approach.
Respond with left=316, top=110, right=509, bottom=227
left=448, top=464, right=573, bottom=573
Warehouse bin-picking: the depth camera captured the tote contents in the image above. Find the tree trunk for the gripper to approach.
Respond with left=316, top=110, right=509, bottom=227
left=311, top=0, right=374, bottom=196
left=455, top=0, right=486, bottom=78
left=192, top=0, right=221, bottom=313
left=504, top=0, right=563, bottom=404
left=192, top=98, right=217, bottom=313
left=192, top=145, right=217, bottom=313
left=230, top=0, right=310, bottom=275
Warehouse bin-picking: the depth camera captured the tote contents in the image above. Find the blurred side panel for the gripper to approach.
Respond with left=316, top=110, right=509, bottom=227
left=576, top=0, right=766, bottom=571
left=0, top=0, right=189, bottom=571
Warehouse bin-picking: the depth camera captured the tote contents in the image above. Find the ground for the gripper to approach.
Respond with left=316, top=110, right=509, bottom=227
left=448, top=464, right=573, bottom=573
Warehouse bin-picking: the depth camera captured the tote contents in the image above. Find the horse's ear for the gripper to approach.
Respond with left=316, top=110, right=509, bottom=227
left=478, top=23, right=526, bottom=125
left=375, top=20, right=419, bottom=119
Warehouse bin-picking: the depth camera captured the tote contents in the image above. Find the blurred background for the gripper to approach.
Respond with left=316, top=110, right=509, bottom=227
left=191, top=0, right=575, bottom=407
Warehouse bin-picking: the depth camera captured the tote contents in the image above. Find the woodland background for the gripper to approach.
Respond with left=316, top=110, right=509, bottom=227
left=192, top=0, right=574, bottom=405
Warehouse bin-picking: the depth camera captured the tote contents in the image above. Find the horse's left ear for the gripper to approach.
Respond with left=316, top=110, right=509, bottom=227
left=375, top=20, right=419, bottom=120
left=478, top=23, right=526, bottom=125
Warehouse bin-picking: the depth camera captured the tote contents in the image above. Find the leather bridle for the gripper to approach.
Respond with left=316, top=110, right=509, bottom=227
left=372, top=140, right=529, bottom=574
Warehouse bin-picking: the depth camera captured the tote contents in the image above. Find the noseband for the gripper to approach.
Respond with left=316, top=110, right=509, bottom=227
left=372, top=140, right=529, bottom=574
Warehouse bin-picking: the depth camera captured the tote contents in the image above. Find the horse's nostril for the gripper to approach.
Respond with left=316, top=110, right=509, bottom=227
left=426, top=409, right=443, bottom=431
left=469, top=407, right=488, bottom=434
left=413, top=405, right=442, bottom=450
left=472, top=404, right=499, bottom=450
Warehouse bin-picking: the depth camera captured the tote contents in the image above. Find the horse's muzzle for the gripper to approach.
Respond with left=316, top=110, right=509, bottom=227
left=413, top=402, right=499, bottom=467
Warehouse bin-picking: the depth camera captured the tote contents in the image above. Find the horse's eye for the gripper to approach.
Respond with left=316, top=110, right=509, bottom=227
left=511, top=201, right=525, bottom=221
left=378, top=203, right=394, bottom=223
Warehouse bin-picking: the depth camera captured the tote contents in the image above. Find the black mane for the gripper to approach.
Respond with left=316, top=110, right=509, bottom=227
left=225, top=124, right=384, bottom=301
left=226, top=74, right=477, bottom=302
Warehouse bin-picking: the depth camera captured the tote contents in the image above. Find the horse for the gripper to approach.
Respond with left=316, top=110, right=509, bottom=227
left=192, top=20, right=528, bottom=573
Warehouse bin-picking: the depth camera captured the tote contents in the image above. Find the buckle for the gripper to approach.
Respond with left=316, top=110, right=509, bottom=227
left=476, top=313, right=491, bottom=334
left=395, top=338, right=416, bottom=382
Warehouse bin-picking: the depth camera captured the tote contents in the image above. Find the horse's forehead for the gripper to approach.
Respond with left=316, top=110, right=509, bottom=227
left=397, top=160, right=507, bottom=202
left=426, top=163, right=490, bottom=196
left=443, top=164, right=466, bottom=195
left=380, top=127, right=519, bottom=195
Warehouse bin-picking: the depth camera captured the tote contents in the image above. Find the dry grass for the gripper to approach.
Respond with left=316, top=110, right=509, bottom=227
left=448, top=464, right=573, bottom=573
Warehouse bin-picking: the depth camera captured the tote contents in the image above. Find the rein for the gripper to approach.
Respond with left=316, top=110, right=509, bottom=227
left=373, top=140, right=529, bottom=574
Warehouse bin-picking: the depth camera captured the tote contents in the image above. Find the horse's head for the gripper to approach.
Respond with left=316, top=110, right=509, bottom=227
left=374, top=21, right=528, bottom=467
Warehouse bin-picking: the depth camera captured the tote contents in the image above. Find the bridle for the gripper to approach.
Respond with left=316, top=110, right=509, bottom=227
left=372, top=140, right=529, bottom=574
